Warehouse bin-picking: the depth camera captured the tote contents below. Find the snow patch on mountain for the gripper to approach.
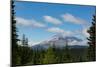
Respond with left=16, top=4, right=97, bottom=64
left=32, top=34, right=88, bottom=50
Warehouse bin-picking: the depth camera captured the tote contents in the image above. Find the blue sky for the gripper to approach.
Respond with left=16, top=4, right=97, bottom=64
left=14, top=1, right=96, bottom=46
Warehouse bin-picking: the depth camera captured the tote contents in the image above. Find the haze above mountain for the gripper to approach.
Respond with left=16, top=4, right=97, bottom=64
left=32, top=34, right=88, bottom=50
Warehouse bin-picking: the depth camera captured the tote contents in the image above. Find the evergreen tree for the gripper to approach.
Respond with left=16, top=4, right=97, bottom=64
left=22, top=34, right=26, bottom=46
left=11, top=1, right=20, bottom=66
left=20, top=35, right=33, bottom=65
left=61, top=42, right=71, bottom=63
left=20, top=46, right=33, bottom=65
left=25, top=38, right=28, bottom=46
left=32, top=50, right=39, bottom=64
left=39, top=50, right=45, bottom=64
left=22, top=34, right=29, bottom=46
left=12, top=1, right=34, bottom=66
left=43, top=47, right=56, bottom=64
left=87, top=15, right=96, bottom=61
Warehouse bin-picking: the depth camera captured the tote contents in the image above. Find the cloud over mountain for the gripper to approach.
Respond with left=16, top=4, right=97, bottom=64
left=31, top=34, right=88, bottom=50
left=46, top=27, right=72, bottom=36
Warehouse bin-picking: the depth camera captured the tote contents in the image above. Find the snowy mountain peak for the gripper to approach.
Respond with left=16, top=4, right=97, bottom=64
left=32, top=34, right=85, bottom=50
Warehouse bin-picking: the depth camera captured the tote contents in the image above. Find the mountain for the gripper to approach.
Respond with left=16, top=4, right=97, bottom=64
left=31, top=34, right=87, bottom=50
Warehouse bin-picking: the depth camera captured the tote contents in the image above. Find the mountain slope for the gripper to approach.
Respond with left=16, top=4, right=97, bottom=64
left=32, top=34, right=87, bottom=50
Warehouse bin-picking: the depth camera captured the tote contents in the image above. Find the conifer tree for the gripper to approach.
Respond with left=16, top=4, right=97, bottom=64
left=25, top=38, right=28, bottom=46
left=12, top=0, right=20, bottom=66
left=20, top=35, right=33, bottom=65
left=12, top=1, right=19, bottom=48
left=22, top=34, right=26, bottom=46
left=87, top=15, right=96, bottom=61
left=43, top=46, right=56, bottom=64
left=61, top=41, right=70, bottom=63
left=22, top=34, right=28, bottom=46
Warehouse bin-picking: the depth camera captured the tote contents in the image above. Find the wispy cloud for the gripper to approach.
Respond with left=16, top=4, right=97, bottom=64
left=46, top=27, right=72, bottom=36
left=43, top=16, right=62, bottom=25
left=82, top=27, right=90, bottom=37
left=74, top=26, right=90, bottom=38
left=61, top=13, right=87, bottom=24
left=28, top=41, right=42, bottom=46
left=68, top=40, right=88, bottom=46
left=16, top=17, right=46, bottom=28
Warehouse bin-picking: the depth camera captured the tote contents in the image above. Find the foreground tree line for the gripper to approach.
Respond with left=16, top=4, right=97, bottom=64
left=12, top=39, right=89, bottom=66
left=11, top=1, right=96, bottom=66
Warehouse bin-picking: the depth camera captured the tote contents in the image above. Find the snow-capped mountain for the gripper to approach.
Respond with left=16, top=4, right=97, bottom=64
left=32, top=34, right=87, bottom=50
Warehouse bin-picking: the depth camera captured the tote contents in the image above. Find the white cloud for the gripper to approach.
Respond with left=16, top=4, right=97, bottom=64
left=16, top=17, right=46, bottom=28
left=16, top=17, right=32, bottom=26
left=68, top=40, right=88, bottom=46
left=46, top=27, right=72, bottom=36
left=28, top=41, right=41, bottom=46
left=32, top=20, right=46, bottom=28
left=74, top=26, right=90, bottom=38
left=44, top=16, right=62, bottom=25
left=61, top=13, right=87, bottom=24
left=82, top=27, right=90, bottom=37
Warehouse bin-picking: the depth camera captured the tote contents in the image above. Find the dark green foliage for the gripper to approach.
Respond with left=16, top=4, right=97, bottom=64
left=19, top=46, right=33, bottom=65
left=87, top=15, right=96, bottom=61
left=43, top=47, right=57, bottom=64
left=12, top=1, right=20, bottom=66
left=12, top=35, right=34, bottom=66
left=31, top=46, right=88, bottom=65
left=12, top=1, right=34, bottom=66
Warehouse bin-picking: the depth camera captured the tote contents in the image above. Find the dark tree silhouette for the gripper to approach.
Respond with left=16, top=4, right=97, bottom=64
left=25, top=38, right=28, bottom=46
left=22, top=34, right=29, bottom=46
left=11, top=0, right=20, bottom=66
left=22, top=34, right=26, bottom=46
left=87, top=15, right=96, bottom=61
